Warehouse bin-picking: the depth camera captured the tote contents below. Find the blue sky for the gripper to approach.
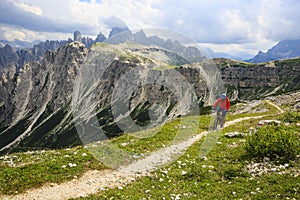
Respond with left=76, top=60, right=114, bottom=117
left=1, top=0, right=300, bottom=58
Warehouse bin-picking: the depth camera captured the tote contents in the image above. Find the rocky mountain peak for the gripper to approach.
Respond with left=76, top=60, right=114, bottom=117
left=108, top=27, right=130, bottom=38
left=95, top=32, right=106, bottom=42
left=247, top=39, right=300, bottom=63
left=0, top=44, right=19, bottom=78
left=74, top=31, right=83, bottom=42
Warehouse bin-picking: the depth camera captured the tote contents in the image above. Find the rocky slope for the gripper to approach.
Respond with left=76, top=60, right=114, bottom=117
left=0, top=31, right=107, bottom=77
left=1, top=39, right=300, bottom=154
left=214, top=58, right=300, bottom=99
left=246, top=39, right=300, bottom=63
left=0, top=42, right=209, bottom=154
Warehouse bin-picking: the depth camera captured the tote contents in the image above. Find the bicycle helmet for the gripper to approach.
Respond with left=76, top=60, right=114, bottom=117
left=220, top=93, right=226, bottom=99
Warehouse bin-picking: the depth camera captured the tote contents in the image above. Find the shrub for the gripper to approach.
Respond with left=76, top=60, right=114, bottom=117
left=244, top=125, right=300, bottom=162
left=280, top=111, right=300, bottom=123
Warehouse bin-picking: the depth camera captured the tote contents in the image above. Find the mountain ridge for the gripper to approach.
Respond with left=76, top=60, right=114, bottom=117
left=246, top=39, right=300, bottom=63
left=0, top=37, right=299, bottom=154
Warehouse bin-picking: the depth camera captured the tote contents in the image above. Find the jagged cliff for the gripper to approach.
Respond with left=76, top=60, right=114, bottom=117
left=1, top=40, right=299, bottom=154
left=214, top=58, right=300, bottom=99
left=0, top=42, right=209, bottom=154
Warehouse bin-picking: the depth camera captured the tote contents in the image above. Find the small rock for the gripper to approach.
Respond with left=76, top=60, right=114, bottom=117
left=118, top=186, right=123, bottom=190
left=263, top=157, right=270, bottom=162
left=201, top=156, right=208, bottom=161
left=225, top=131, right=244, bottom=138
left=257, top=120, right=281, bottom=127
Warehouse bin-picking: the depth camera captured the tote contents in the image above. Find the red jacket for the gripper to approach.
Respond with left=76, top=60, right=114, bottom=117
left=213, top=97, right=230, bottom=111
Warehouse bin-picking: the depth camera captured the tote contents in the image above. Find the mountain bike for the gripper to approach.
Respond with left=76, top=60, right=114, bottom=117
left=212, top=109, right=226, bottom=130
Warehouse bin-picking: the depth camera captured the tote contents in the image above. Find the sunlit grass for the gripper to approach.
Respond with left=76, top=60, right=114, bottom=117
left=74, top=117, right=299, bottom=199
left=1, top=99, right=295, bottom=198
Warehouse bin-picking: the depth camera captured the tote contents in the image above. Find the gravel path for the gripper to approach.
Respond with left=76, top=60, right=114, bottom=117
left=1, top=114, right=267, bottom=200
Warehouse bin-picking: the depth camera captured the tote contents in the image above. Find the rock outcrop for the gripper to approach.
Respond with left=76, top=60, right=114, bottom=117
left=215, top=58, right=300, bottom=99
left=73, top=31, right=83, bottom=42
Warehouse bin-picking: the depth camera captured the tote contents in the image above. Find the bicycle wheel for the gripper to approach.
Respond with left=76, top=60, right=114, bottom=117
left=213, top=115, right=219, bottom=130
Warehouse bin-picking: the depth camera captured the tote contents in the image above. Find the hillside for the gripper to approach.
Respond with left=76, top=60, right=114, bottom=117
left=0, top=93, right=299, bottom=199
left=0, top=41, right=209, bottom=154
left=1, top=40, right=300, bottom=154
left=213, top=58, right=300, bottom=99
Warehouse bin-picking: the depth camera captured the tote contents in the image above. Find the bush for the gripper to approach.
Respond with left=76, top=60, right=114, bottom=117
left=280, top=111, right=300, bottom=123
left=244, top=125, right=300, bottom=162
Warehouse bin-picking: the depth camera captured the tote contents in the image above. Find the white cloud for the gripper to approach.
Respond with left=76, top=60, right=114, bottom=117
left=0, top=25, right=72, bottom=42
left=4, top=30, right=26, bottom=41
left=13, top=0, right=42, bottom=15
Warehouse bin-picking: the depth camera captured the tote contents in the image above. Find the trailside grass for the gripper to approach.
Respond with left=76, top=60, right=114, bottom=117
left=74, top=117, right=299, bottom=200
left=1, top=100, right=297, bottom=198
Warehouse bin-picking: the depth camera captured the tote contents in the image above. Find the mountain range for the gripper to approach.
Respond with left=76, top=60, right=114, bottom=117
left=2, top=29, right=300, bottom=63
left=246, top=39, right=300, bottom=63
left=0, top=28, right=300, bottom=154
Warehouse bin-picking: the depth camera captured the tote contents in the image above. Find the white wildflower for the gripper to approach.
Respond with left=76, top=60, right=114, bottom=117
left=121, top=143, right=128, bottom=147
left=68, top=163, right=77, bottom=167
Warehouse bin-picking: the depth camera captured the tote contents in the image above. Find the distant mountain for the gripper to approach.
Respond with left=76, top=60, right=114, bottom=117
left=203, top=48, right=241, bottom=60
left=246, top=39, right=300, bottom=63
left=0, top=30, right=109, bottom=75
left=0, top=45, right=18, bottom=78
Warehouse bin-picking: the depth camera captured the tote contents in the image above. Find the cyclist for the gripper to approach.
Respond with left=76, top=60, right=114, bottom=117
left=213, top=93, right=230, bottom=127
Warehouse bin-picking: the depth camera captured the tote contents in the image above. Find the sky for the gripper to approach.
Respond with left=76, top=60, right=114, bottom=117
left=1, top=0, right=300, bottom=58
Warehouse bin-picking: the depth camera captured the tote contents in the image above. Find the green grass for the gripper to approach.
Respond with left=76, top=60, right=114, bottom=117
left=73, top=117, right=300, bottom=199
left=153, top=65, right=177, bottom=71
left=1, top=99, right=299, bottom=198
left=0, top=147, right=107, bottom=195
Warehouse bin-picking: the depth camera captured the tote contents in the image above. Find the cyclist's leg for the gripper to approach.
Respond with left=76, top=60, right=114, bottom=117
left=213, top=108, right=221, bottom=130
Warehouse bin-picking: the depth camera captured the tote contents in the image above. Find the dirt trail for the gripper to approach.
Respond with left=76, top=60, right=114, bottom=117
left=1, top=114, right=267, bottom=200
left=264, top=100, right=285, bottom=114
